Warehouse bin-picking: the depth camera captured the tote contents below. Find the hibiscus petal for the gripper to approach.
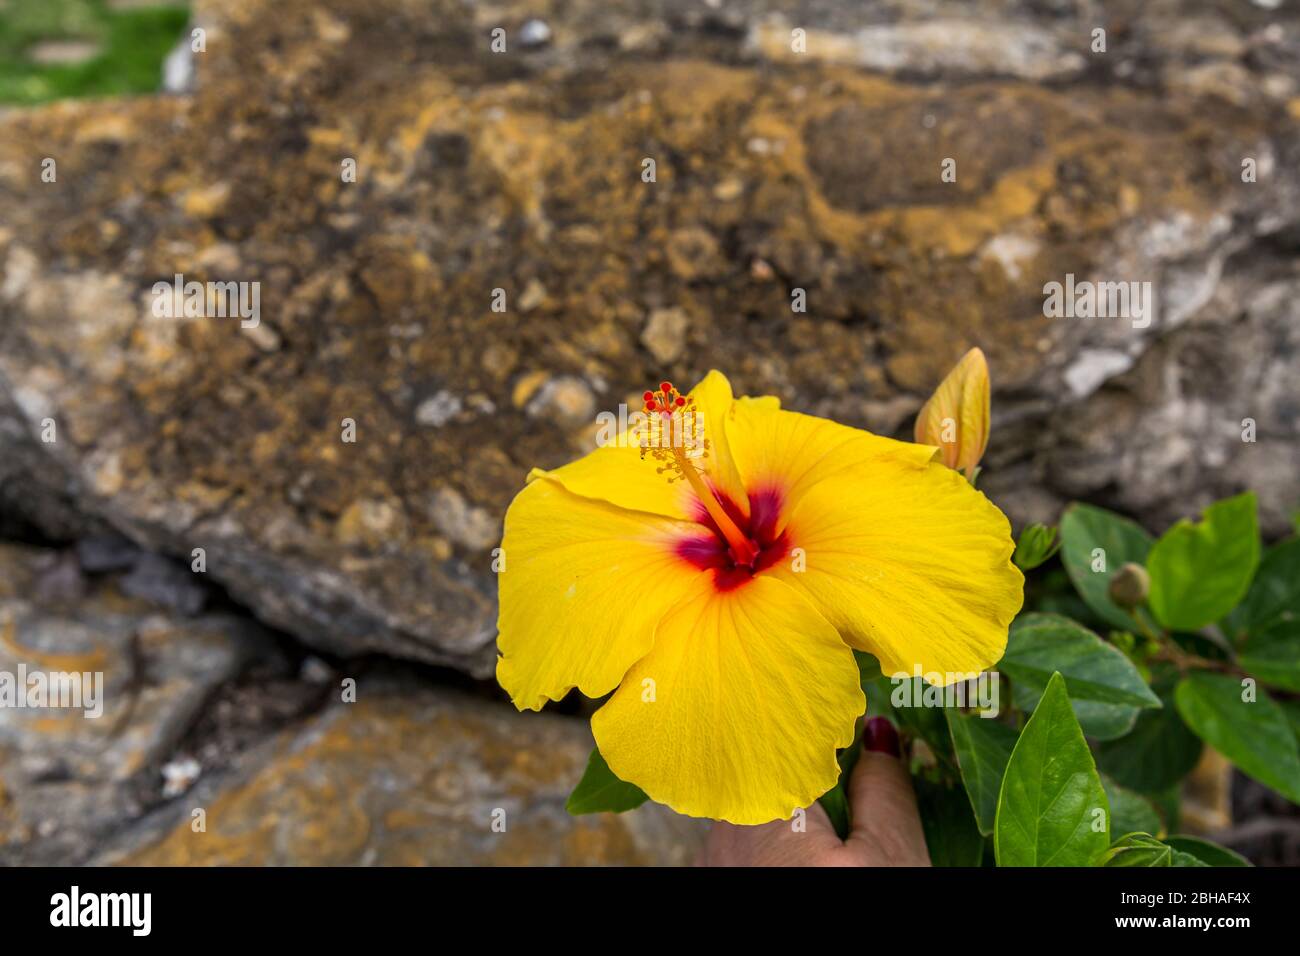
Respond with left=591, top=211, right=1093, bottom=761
left=592, top=575, right=864, bottom=824
left=534, top=369, right=751, bottom=521
left=770, top=456, right=1023, bottom=681
left=496, top=477, right=705, bottom=711
left=726, top=401, right=938, bottom=532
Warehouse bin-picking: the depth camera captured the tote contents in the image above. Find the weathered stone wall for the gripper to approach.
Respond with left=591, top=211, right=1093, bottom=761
left=1, top=0, right=1296, bottom=680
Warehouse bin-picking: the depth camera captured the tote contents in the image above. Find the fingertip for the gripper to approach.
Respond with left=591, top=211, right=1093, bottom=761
left=862, top=716, right=900, bottom=757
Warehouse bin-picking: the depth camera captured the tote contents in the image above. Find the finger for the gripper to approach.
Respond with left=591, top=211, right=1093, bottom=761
left=802, top=797, right=837, bottom=830
left=701, top=805, right=842, bottom=865
left=845, top=717, right=931, bottom=865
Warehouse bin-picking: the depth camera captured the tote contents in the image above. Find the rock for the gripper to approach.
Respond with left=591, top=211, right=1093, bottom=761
left=93, top=681, right=705, bottom=866
left=76, top=534, right=143, bottom=574
left=414, top=390, right=462, bottom=427
left=335, top=497, right=408, bottom=549
left=162, top=36, right=196, bottom=95
left=519, top=19, right=553, bottom=50
left=0, top=542, right=275, bottom=865
left=481, top=344, right=518, bottom=382
left=0, top=0, right=1297, bottom=677
left=119, top=553, right=209, bottom=615
left=525, top=376, right=596, bottom=427
left=665, top=227, right=725, bottom=280
left=31, top=551, right=89, bottom=605
left=642, top=307, right=691, bottom=364
left=713, top=178, right=745, bottom=202
left=430, top=488, right=499, bottom=552
left=298, top=656, right=334, bottom=684
left=160, top=756, right=202, bottom=798
left=0, top=389, right=110, bottom=543
left=518, top=278, right=548, bottom=312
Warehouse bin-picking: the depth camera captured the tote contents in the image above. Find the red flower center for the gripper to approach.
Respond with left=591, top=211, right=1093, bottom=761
left=676, top=486, right=791, bottom=591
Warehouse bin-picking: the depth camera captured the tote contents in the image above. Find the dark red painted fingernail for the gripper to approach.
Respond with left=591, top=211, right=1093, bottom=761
left=863, top=717, right=900, bottom=757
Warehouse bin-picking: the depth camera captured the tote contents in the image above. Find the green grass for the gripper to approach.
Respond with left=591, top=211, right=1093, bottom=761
left=0, top=0, right=190, bottom=105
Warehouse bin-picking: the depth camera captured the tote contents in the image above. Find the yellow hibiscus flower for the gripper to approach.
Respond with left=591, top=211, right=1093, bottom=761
left=496, top=371, right=1023, bottom=824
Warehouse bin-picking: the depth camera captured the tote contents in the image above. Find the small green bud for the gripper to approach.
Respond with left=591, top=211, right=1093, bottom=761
left=1108, top=562, right=1150, bottom=609
left=1013, top=523, right=1061, bottom=571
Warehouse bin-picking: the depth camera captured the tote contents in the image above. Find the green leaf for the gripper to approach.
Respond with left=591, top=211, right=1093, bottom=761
left=1226, top=537, right=1300, bottom=639
left=1104, top=832, right=1171, bottom=867
left=1149, top=784, right=1182, bottom=834
left=946, top=709, right=1018, bottom=835
left=1104, top=833, right=1228, bottom=867
left=1059, top=504, right=1153, bottom=631
left=1238, top=619, right=1300, bottom=692
left=566, top=748, right=648, bottom=814
left=854, top=649, right=883, bottom=682
left=817, top=721, right=865, bottom=840
left=1282, top=698, right=1300, bottom=743
left=1147, top=493, right=1260, bottom=631
left=1097, top=667, right=1202, bottom=793
left=1102, top=774, right=1162, bottom=838
left=856, top=650, right=894, bottom=721
left=917, top=778, right=986, bottom=867
left=1014, top=523, right=1061, bottom=571
left=1001, top=613, right=1160, bottom=740
left=1164, top=835, right=1251, bottom=867
left=817, top=781, right=851, bottom=840
left=994, top=673, right=1110, bottom=866
left=1174, top=671, right=1300, bottom=804
left=865, top=671, right=956, bottom=766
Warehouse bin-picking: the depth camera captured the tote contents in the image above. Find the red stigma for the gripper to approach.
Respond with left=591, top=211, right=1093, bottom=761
left=643, top=382, right=688, bottom=416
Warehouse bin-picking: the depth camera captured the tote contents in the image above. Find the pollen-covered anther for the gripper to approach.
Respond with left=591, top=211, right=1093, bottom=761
left=635, top=381, right=756, bottom=566
left=637, top=381, right=707, bottom=483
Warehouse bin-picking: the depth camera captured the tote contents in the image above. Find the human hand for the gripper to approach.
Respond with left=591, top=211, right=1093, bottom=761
left=700, top=717, right=931, bottom=866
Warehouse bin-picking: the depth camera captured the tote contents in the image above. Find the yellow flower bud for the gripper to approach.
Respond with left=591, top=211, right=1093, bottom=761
left=914, top=347, right=990, bottom=480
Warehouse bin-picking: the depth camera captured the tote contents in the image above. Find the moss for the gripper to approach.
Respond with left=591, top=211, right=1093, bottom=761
left=0, top=0, right=189, bottom=105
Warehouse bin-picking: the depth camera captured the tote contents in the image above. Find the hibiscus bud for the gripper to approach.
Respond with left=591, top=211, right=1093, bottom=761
left=914, top=347, right=990, bottom=480
left=1108, top=562, right=1150, bottom=610
left=1013, top=523, right=1060, bottom=571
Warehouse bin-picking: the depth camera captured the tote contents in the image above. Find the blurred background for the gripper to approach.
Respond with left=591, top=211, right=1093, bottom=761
left=0, top=0, right=188, bottom=104
left=0, top=0, right=1297, bottom=865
